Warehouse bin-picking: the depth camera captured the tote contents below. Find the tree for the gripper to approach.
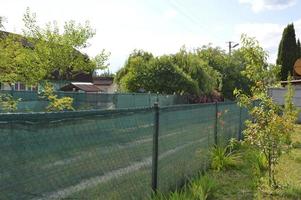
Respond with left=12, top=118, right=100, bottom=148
left=0, top=32, right=42, bottom=88
left=235, top=34, right=297, bottom=187
left=197, top=45, right=253, bottom=100
left=115, top=49, right=154, bottom=84
left=118, top=51, right=200, bottom=95
left=277, top=23, right=298, bottom=81
left=173, top=47, right=221, bottom=94
left=22, top=8, right=108, bottom=81
left=116, top=48, right=223, bottom=95
left=297, top=39, right=301, bottom=59
left=0, top=8, right=109, bottom=87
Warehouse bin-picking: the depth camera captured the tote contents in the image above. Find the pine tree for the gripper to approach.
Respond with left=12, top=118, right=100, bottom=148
left=277, top=24, right=298, bottom=80
left=297, top=39, right=301, bottom=59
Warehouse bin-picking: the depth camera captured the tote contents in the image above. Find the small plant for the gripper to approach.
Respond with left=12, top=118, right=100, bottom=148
left=292, top=141, right=301, bottom=149
left=0, top=94, right=21, bottom=112
left=40, top=82, right=74, bottom=112
left=281, top=185, right=301, bottom=199
left=152, top=191, right=188, bottom=200
left=245, top=148, right=268, bottom=187
left=210, top=145, right=241, bottom=171
left=228, top=138, right=241, bottom=153
left=190, top=174, right=217, bottom=200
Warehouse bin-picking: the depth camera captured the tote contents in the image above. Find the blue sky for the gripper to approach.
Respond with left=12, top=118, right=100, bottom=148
left=0, top=0, right=301, bottom=72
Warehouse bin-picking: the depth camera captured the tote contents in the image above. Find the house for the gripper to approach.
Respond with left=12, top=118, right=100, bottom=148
left=92, top=76, right=117, bottom=93
left=269, top=58, right=301, bottom=122
left=60, top=82, right=101, bottom=93
left=0, top=82, right=37, bottom=91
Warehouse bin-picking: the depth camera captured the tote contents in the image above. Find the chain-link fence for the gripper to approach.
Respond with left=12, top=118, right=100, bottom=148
left=0, top=90, right=189, bottom=112
left=0, top=101, right=248, bottom=199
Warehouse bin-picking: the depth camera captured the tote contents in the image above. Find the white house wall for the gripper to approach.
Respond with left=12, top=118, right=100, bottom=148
left=268, top=87, right=301, bottom=122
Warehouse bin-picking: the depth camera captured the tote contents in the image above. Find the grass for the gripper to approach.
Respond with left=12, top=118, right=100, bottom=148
left=261, top=125, right=301, bottom=200
left=154, top=125, right=301, bottom=200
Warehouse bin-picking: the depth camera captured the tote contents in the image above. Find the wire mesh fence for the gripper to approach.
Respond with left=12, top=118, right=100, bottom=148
left=0, top=90, right=189, bottom=112
left=0, top=101, right=248, bottom=199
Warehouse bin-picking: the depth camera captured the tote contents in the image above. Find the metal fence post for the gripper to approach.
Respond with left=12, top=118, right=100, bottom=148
left=214, top=102, right=218, bottom=145
left=148, top=92, right=151, bottom=107
left=238, top=106, right=242, bottom=140
left=152, top=102, right=159, bottom=193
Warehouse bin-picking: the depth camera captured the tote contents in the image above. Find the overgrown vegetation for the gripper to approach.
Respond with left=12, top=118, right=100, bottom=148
left=0, top=8, right=108, bottom=87
left=0, top=94, right=21, bottom=112
left=235, top=35, right=297, bottom=187
left=153, top=35, right=299, bottom=200
left=154, top=126, right=301, bottom=199
left=40, top=82, right=74, bottom=112
left=0, top=8, right=110, bottom=112
left=116, top=45, right=255, bottom=99
left=153, top=173, right=217, bottom=200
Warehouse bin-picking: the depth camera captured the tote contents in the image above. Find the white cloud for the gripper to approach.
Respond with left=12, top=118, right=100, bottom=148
left=239, top=0, right=297, bottom=12
left=0, top=0, right=222, bottom=72
left=234, top=19, right=301, bottom=63
left=163, top=9, right=178, bottom=20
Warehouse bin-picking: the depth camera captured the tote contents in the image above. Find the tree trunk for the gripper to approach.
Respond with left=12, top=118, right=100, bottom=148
left=268, top=150, right=272, bottom=186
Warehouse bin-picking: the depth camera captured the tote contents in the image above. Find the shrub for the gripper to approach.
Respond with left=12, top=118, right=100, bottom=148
left=40, top=82, right=74, bottom=112
left=292, top=141, right=301, bottom=149
left=152, top=191, right=188, bottom=200
left=0, top=94, right=21, bottom=112
left=228, top=138, right=242, bottom=153
left=282, top=186, right=301, bottom=199
left=210, top=145, right=241, bottom=171
left=245, top=148, right=268, bottom=187
left=190, top=174, right=217, bottom=200
left=47, top=96, right=74, bottom=112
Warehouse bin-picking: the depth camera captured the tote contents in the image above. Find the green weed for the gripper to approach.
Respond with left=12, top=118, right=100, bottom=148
left=190, top=174, right=216, bottom=200
left=210, top=145, right=241, bottom=171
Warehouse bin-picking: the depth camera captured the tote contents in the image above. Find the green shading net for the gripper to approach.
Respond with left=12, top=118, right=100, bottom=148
left=0, top=91, right=188, bottom=112
left=157, top=104, right=216, bottom=193
left=0, top=102, right=247, bottom=199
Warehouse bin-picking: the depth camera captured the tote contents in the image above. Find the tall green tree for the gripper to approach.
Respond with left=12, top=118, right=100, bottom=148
left=196, top=45, right=253, bottom=100
left=297, top=39, right=301, bottom=59
left=116, top=48, right=224, bottom=95
left=0, top=33, right=41, bottom=88
left=0, top=8, right=109, bottom=87
left=277, top=23, right=298, bottom=80
left=22, top=8, right=109, bottom=81
left=117, top=50, right=200, bottom=95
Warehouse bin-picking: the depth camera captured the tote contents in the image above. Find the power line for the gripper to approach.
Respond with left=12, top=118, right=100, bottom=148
left=165, top=0, right=222, bottom=40
left=164, top=0, right=229, bottom=50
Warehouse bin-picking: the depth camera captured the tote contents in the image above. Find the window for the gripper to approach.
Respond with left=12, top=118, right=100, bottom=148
left=19, top=83, right=26, bottom=91
left=14, top=83, right=19, bottom=91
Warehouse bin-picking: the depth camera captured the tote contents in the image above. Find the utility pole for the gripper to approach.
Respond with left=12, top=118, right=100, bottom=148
left=226, top=41, right=239, bottom=55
